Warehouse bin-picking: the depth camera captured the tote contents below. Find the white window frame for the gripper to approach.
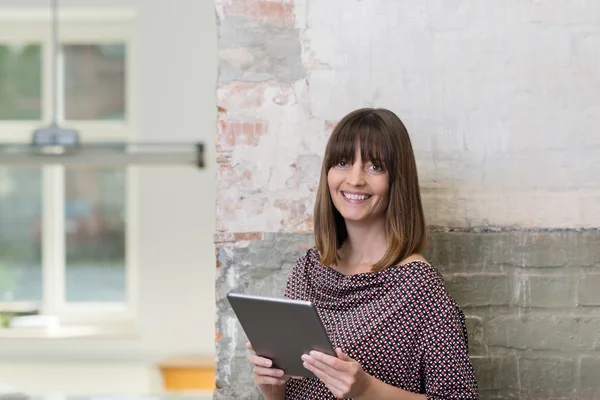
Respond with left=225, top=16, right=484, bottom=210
left=0, top=8, right=138, bottom=328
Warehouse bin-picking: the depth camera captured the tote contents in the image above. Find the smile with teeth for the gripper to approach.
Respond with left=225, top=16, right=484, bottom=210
left=342, top=191, right=372, bottom=201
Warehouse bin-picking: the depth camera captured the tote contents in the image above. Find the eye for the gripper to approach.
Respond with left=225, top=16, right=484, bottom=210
left=368, top=163, right=384, bottom=172
left=336, top=160, right=348, bottom=167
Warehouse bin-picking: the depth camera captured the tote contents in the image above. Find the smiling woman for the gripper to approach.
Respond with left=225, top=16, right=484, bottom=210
left=327, top=148, right=389, bottom=224
left=245, top=108, right=479, bottom=400
left=315, top=108, right=427, bottom=273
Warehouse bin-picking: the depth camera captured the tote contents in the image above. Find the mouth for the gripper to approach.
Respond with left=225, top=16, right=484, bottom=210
left=342, top=191, right=372, bottom=201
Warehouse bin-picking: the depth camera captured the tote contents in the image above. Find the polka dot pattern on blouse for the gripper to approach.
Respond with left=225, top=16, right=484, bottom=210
left=283, top=248, right=479, bottom=400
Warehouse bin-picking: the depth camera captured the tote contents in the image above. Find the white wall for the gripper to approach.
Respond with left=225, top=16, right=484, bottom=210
left=0, top=0, right=217, bottom=365
left=216, top=0, right=600, bottom=232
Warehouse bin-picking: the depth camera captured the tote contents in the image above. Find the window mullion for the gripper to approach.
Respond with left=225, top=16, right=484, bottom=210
left=42, top=166, right=66, bottom=316
left=41, top=29, right=67, bottom=317
left=125, top=166, right=138, bottom=319
left=27, top=18, right=136, bottom=323
left=41, top=29, right=53, bottom=125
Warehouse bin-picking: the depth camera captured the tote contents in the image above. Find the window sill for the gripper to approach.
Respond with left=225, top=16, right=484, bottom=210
left=0, top=324, right=139, bottom=339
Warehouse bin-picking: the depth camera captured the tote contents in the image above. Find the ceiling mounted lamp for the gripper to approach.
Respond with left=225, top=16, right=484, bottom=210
left=0, top=0, right=205, bottom=169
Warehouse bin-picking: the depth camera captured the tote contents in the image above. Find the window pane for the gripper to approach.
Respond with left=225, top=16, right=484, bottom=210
left=0, top=43, right=42, bottom=120
left=0, top=168, right=42, bottom=302
left=65, top=168, right=126, bottom=302
left=64, top=44, right=126, bottom=120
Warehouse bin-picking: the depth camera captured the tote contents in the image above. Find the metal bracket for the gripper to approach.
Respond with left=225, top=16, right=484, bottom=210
left=0, top=141, right=205, bottom=168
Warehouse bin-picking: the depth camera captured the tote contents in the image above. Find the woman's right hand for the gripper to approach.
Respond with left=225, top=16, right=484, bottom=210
left=246, top=341, right=289, bottom=399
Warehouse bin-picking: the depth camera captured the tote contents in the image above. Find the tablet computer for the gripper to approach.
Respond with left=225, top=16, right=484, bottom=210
left=227, top=292, right=336, bottom=378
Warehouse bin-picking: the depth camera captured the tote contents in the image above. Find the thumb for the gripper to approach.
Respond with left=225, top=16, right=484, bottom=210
left=335, top=348, right=352, bottom=361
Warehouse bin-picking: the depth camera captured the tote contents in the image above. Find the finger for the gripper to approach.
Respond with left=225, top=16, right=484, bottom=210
left=335, top=348, right=353, bottom=361
left=247, top=353, right=273, bottom=368
left=302, top=354, right=341, bottom=379
left=302, top=359, right=344, bottom=393
left=306, top=351, right=348, bottom=372
left=246, top=341, right=253, bottom=350
left=254, top=366, right=286, bottom=378
left=256, top=375, right=288, bottom=386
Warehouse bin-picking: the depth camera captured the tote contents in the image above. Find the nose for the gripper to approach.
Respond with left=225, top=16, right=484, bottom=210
left=346, top=163, right=365, bottom=186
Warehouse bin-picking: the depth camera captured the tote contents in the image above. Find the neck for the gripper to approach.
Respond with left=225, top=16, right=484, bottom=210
left=338, top=217, right=388, bottom=272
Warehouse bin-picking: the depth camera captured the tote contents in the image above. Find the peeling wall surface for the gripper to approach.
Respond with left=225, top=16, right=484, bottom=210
left=214, top=1, right=600, bottom=399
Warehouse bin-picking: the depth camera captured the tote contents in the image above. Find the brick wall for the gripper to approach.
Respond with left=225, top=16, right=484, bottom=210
left=215, top=231, right=600, bottom=399
left=214, top=1, right=600, bottom=399
left=430, top=230, right=600, bottom=399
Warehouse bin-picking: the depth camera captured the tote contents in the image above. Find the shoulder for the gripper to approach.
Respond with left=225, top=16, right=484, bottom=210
left=288, top=247, right=322, bottom=281
left=399, top=263, right=471, bottom=347
left=399, top=260, right=446, bottom=291
left=285, top=247, right=321, bottom=299
left=397, top=261, right=459, bottom=313
left=293, top=247, right=321, bottom=270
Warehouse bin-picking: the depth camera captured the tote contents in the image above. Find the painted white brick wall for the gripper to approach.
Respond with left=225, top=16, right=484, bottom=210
left=217, top=0, right=600, bottom=231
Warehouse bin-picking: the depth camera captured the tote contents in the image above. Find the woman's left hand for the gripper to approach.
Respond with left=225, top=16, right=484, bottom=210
left=301, top=348, right=372, bottom=399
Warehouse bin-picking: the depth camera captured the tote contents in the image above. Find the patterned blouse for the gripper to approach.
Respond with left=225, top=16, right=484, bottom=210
left=283, top=248, right=479, bottom=400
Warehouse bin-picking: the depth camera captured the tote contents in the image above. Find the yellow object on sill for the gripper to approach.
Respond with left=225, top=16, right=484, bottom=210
left=159, top=355, right=215, bottom=390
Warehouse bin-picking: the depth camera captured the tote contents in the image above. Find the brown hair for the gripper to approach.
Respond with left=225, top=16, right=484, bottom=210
left=313, top=107, right=427, bottom=272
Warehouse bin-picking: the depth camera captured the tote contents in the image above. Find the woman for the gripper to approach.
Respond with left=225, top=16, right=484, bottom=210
left=247, top=108, right=479, bottom=399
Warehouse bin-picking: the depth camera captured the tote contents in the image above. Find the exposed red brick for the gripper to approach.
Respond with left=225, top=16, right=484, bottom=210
left=215, top=247, right=223, bottom=268
left=274, top=199, right=311, bottom=231
left=217, top=119, right=235, bottom=151
left=230, top=121, right=242, bottom=143
left=223, top=0, right=294, bottom=23
left=245, top=121, right=267, bottom=146
left=214, top=231, right=264, bottom=243
left=233, top=232, right=264, bottom=241
left=241, top=122, right=254, bottom=145
left=255, top=122, right=265, bottom=136
left=217, top=119, right=268, bottom=150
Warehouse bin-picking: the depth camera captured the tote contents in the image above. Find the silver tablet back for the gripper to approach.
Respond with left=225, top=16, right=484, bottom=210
left=227, top=292, right=336, bottom=378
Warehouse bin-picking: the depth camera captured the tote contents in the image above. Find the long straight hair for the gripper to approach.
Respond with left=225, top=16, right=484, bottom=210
left=313, top=108, right=427, bottom=272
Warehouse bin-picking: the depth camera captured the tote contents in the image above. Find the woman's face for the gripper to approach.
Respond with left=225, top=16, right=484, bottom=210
left=327, top=145, right=390, bottom=225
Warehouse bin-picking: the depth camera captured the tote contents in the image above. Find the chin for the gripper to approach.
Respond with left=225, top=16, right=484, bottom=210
left=339, top=209, right=386, bottom=224
left=340, top=213, right=368, bottom=222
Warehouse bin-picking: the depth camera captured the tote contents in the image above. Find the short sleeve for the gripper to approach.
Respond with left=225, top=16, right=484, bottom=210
left=417, top=270, right=479, bottom=399
left=284, top=250, right=311, bottom=301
